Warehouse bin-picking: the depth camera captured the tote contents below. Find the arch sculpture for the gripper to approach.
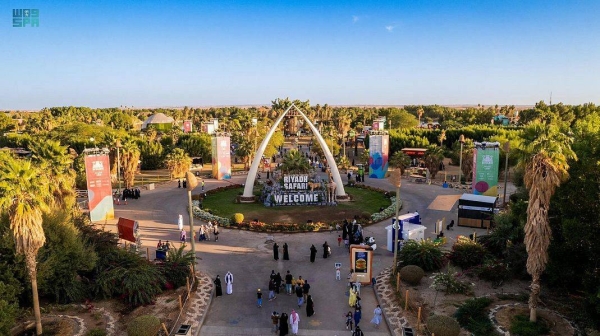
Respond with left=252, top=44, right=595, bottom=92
left=242, top=104, right=347, bottom=200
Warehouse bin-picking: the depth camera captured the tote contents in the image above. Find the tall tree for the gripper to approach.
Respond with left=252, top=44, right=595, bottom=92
left=280, top=150, right=310, bottom=174
left=0, top=153, right=51, bottom=335
left=516, top=121, right=576, bottom=322
left=30, top=140, right=76, bottom=209
left=165, top=148, right=192, bottom=178
left=119, top=140, right=141, bottom=188
left=389, top=151, right=411, bottom=175
left=423, top=145, right=444, bottom=179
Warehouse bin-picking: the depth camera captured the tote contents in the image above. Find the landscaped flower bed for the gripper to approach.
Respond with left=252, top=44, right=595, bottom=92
left=191, top=185, right=401, bottom=232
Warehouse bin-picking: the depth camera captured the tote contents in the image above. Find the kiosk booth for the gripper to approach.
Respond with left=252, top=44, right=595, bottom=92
left=385, top=212, right=425, bottom=252
left=458, top=194, right=497, bottom=229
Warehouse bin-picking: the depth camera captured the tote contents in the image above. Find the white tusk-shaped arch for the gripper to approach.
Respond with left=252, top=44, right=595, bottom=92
left=242, top=104, right=347, bottom=198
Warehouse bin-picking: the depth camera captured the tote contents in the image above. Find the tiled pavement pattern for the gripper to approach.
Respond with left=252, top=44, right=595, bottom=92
left=374, top=267, right=410, bottom=336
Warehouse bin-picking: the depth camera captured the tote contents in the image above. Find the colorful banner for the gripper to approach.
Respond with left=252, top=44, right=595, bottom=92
left=368, top=134, right=389, bottom=179
left=85, top=154, right=114, bottom=221
left=211, top=136, right=231, bottom=180
left=472, top=146, right=500, bottom=196
left=183, top=120, right=192, bottom=133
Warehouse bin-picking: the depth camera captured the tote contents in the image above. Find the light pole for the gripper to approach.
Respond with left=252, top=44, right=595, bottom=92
left=502, top=141, right=510, bottom=206
left=458, top=134, right=465, bottom=185
left=116, top=139, right=122, bottom=195
left=388, top=169, right=402, bottom=274
left=186, top=171, right=199, bottom=275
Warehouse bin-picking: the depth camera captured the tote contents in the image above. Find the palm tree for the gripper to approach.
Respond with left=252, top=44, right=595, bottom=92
left=281, top=150, right=310, bottom=174
left=423, top=145, right=444, bottom=179
left=417, top=107, right=424, bottom=127
left=389, top=151, right=411, bottom=175
left=0, top=153, right=51, bottom=335
left=438, top=130, right=446, bottom=147
left=165, top=148, right=192, bottom=178
left=517, top=122, right=576, bottom=322
left=119, top=140, right=141, bottom=188
left=30, top=140, right=76, bottom=209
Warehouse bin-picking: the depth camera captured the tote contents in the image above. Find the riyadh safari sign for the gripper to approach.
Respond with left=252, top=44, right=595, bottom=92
left=273, top=174, right=321, bottom=205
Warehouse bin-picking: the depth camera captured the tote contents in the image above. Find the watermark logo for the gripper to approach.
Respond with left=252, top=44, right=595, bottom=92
left=13, top=9, right=39, bottom=27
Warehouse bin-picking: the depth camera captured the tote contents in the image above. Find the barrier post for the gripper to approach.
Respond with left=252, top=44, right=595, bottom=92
left=417, top=306, right=422, bottom=331
left=161, top=323, right=169, bottom=335
left=396, top=273, right=401, bottom=292
left=178, top=295, right=183, bottom=311
left=405, top=290, right=409, bottom=310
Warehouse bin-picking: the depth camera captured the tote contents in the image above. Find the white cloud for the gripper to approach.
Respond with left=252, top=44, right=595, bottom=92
left=385, top=25, right=394, bottom=32
left=352, top=15, right=359, bottom=23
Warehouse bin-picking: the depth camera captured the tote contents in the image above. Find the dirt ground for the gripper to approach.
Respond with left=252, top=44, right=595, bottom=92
left=495, top=305, right=574, bottom=335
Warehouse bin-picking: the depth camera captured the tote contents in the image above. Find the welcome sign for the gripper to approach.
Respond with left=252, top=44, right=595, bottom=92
left=283, top=174, right=308, bottom=190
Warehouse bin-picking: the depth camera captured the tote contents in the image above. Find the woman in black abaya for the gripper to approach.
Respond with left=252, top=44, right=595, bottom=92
left=214, top=275, right=223, bottom=297
left=309, top=244, right=317, bottom=263
left=283, top=243, right=290, bottom=260
left=279, top=312, right=289, bottom=336
left=306, top=295, right=315, bottom=317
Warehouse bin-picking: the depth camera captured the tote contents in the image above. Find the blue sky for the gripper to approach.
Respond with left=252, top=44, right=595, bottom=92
left=1, top=0, right=599, bottom=110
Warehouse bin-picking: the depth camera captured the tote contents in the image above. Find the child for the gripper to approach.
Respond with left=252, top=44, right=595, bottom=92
left=337, top=235, right=342, bottom=247
left=257, top=289, right=262, bottom=307
left=180, top=230, right=186, bottom=242
left=336, top=266, right=341, bottom=281
left=345, top=311, right=354, bottom=330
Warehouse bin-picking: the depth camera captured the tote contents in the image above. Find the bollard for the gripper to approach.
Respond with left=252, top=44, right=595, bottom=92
left=161, top=323, right=169, bottom=335
left=417, top=306, right=422, bottom=331
left=186, top=278, right=190, bottom=293
left=405, top=290, right=409, bottom=310
left=179, top=294, right=183, bottom=311
left=396, top=273, right=401, bottom=292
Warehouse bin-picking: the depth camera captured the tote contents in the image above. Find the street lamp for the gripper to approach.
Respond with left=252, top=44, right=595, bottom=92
left=186, top=171, right=199, bottom=275
left=458, top=134, right=465, bottom=185
left=387, top=169, right=402, bottom=274
left=502, top=141, right=510, bottom=206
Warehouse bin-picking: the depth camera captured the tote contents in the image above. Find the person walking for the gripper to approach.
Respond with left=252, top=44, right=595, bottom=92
left=306, top=295, right=315, bottom=317
left=283, top=243, right=289, bottom=260
left=302, top=280, right=310, bottom=301
left=349, top=286, right=357, bottom=307
left=206, top=221, right=212, bottom=241
left=214, top=275, right=223, bottom=297
left=201, top=180, right=205, bottom=191
left=289, top=309, right=300, bottom=335
left=337, top=235, right=342, bottom=247
left=353, top=308, right=362, bottom=328
left=352, top=325, right=364, bottom=336
left=178, top=180, right=181, bottom=188
left=180, top=229, right=186, bottom=242
left=345, top=311, right=354, bottom=331
left=177, top=214, right=184, bottom=231
left=371, top=304, right=382, bottom=329
left=213, top=224, right=219, bottom=241
left=268, top=279, right=277, bottom=301
left=285, top=271, right=293, bottom=295
left=279, top=312, right=289, bottom=336
left=274, top=272, right=282, bottom=294
left=271, top=311, right=280, bottom=334
left=309, top=244, right=317, bottom=263
left=225, top=271, right=233, bottom=295
left=295, top=283, right=304, bottom=307
left=273, top=242, right=280, bottom=261
left=257, top=289, right=262, bottom=307
left=322, top=241, right=330, bottom=259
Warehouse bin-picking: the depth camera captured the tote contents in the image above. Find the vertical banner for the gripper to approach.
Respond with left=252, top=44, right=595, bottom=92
left=211, top=136, right=232, bottom=180
left=368, top=134, right=389, bottom=179
left=472, top=144, right=500, bottom=196
left=85, top=154, right=114, bottom=222
left=183, top=120, right=192, bottom=133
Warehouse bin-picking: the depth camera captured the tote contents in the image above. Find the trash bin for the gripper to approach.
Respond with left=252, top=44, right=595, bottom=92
left=175, top=324, right=191, bottom=336
left=147, top=183, right=155, bottom=190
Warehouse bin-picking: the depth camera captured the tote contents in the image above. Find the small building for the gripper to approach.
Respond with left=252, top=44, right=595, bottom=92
left=457, top=194, right=497, bottom=229
left=141, top=113, right=175, bottom=131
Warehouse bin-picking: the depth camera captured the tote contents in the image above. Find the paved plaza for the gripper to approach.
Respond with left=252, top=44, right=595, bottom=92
left=107, top=167, right=516, bottom=336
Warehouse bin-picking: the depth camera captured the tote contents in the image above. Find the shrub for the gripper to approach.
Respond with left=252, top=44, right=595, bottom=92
left=430, top=267, right=473, bottom=295
left=448, top=238, right=487, bottom=269
left=426, top=315, right=461, bottom=336
left=399, top=265, right=425, bottom=285
left=86, top=329, right=108, bottom=336
left=232, top=213, right=244, bottom=224
left=471, top=259, right=511, bottom=286
left=509, top=314, right=550, bottom=336
left=398, top=239, right=444, bottom=271
left=127, top=315, right=161, bottom=336
left=158, top=244, right=195, bottom=289
left=454, top=297, right=494, bottom=336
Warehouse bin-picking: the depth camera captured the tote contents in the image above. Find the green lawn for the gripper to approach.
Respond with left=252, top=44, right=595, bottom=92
left=200, top=186, right=390, bottom=224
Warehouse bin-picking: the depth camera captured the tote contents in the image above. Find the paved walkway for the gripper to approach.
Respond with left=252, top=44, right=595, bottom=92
left=107, top=168, right=517, bottom=336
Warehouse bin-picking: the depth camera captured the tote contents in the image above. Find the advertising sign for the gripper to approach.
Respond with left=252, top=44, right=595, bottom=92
left=85, top=154, right=114, bottom=221
left=472, top=143, right=500, bottom=196
left=368, top=134, right=389, bottom=179
left=211, top=136, right=231, bottom=180
left=117, top=217, right=138, bottom=243
left=183, top=120, right=192, bottom=133
left=349, top=245, right=373, bottom=284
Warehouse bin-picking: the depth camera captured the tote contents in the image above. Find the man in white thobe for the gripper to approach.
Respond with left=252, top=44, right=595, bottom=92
left=177, top=214, right=183, bottom=231
left=289, top=309, right=300, bottom=335
left=225, top=271, right=233, bottom=295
